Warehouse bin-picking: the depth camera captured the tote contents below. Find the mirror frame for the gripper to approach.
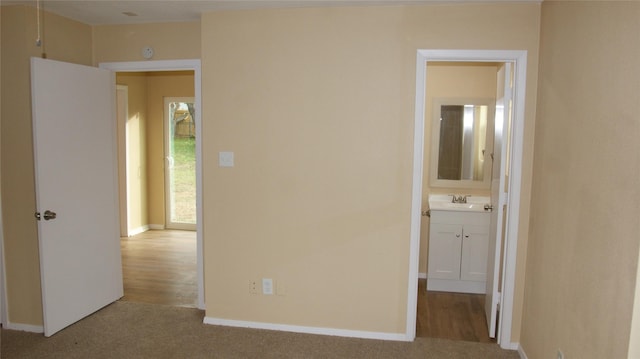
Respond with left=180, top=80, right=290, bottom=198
left=429, top=98, right=495, bottom=189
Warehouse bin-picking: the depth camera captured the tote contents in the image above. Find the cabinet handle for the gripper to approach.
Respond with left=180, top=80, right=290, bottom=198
left=456, top=234, right=461, bottom=238
left=465, top=235, right=469, bottom=238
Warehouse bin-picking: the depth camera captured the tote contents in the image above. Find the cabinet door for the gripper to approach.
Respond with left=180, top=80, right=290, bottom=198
left=460, top=224, right=490, bottom=282
left=428, top=224, right=462, bottom=280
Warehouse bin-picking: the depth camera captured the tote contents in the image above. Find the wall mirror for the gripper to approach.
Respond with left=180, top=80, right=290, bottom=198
left=430, top=98, right=494, bottom=189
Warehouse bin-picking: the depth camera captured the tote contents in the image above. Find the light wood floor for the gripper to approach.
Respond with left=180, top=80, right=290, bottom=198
left=416, top=279, right=494, bottom=343
left=120, top=230, right=197, bottom=308
left=121, top=232, right=490, bottom=342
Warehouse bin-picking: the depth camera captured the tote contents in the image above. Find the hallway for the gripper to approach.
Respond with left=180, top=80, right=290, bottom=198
left=120, top=230, right=197, bottom=308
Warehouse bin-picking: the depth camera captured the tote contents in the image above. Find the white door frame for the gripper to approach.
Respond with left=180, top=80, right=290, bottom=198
left=100, top=60, right=204, bottom=310
left=0, top=189, right=6, bottom=326
left=407, top=49, right=527, bottom=349
left=116, top=85, right=130, bottom=237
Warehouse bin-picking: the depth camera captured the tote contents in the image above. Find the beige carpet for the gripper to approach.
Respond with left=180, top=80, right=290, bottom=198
left=2, top=301, right=519, bottom=358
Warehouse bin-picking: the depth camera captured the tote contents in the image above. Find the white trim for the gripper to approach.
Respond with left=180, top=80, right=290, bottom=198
left=99, top=60, right=201, bottom=73
left=499, top=51, right=527, bottom=350
left=163, top=223, right=196, bottom=231
left=426, top=279, right=486, bottom=294
left=405, top=50, right=427, bottom=341
left=408, top=49, right=527, bottom=349
left=127, top=225, right=149, bottom=237
left=203, top=317, right=410, bottom=342
left=99, top=59, right=205, bottom=310
left=116, top=84, right=130, bottom=238
left=4, top=321, right=44, bottom=333
left=0, top=182, right=6, bottom=326
left=148, top=224, right=166, bottom=230
left=517, top=343, right=528, bottom=359
left=629, top=237, right=640, bottom=358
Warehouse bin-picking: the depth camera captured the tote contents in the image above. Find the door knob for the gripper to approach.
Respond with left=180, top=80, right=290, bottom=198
left=43, top=210, right=57, bottom=220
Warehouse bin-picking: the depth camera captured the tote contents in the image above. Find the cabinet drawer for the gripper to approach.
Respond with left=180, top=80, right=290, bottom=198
left=430, top=210, right=490, bottom=226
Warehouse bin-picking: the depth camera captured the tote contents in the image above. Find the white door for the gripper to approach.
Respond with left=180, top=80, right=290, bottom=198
left=31, top=57, right=123, bottom=337
left=164, top=97, right=196, bottom=231
left=0, top=193, right=4, bottom=326
left=484, top=63, right=513, bottom=338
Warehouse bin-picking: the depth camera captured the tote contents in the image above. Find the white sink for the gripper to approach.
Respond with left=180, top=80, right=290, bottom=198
left=428, top=194, right=491, bottom=212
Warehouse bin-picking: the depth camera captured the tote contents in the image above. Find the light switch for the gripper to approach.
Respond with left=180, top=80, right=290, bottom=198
left=219, top=151, right=234, bottom=167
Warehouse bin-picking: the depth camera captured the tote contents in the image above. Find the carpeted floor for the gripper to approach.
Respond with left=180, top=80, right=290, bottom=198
left=1, top=301, right=519, bottom=358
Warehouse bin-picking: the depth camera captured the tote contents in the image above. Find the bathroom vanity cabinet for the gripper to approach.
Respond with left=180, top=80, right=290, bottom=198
left=427, top=209, right=490, bottom=294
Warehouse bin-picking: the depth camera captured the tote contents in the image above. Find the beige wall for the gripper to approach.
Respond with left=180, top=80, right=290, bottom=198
left=0, top=5, right=93, bottom=326
left=521, top=2, right=640, bottom=358
left=145, top=71, right=195, bottom=226
left=92, top=21, right=200, bottom=64
left=201, top=4, right=539, bottom=337
left=94, top=22, right=200, bottom=227
left=419, top=63, right=498, bottom=275
left=116, top=73, right=149, bottom=232
left=0, top=2, right=543, bottom=342
left=4, top=4, right=639, bottom=354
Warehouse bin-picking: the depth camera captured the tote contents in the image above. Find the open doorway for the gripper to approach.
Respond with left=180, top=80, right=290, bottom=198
left=415, top=61, right=504, bottom=343
left=407, top=50, right=527, bottom=349
left=116, top=72, right=197, bottom=308
left=102, top=60, right=204, bottom=310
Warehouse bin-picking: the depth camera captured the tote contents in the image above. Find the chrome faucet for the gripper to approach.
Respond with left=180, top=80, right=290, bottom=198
left=451, top=195, right=470, bottom=203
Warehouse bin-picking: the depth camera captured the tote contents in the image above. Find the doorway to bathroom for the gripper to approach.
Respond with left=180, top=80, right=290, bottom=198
left=408, top=50, right=528, bottom=349
left=416, top=61, right=504, bottom=343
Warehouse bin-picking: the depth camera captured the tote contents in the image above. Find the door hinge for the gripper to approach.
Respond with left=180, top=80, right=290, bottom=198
left=499, top=192, right=509, bottom=206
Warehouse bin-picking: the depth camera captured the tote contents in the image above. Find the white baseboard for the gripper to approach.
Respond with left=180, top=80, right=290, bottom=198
left=127, top=225, right=149, bottom=236
left=426, top=278, right=486, bottom=294
left=203, top=317, right=410, bottom=342
left=5, top=321, right=44, bottom=333
left=418, top=272, right=427, bottom=279
left=517, top=343, right=528, bottom=358
left=148, top=224, right=165, bottom=230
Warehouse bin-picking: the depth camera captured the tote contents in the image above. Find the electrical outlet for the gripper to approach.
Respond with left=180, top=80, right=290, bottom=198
left=249, top=280, right=258, bottom=294
left=262, top=278, right=273, bottom=295
left=557, top=349, right=564, bottom=359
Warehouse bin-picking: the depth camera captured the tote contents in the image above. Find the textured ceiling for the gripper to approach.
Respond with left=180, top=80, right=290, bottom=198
left=1, top=0, right=540, bottom=25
